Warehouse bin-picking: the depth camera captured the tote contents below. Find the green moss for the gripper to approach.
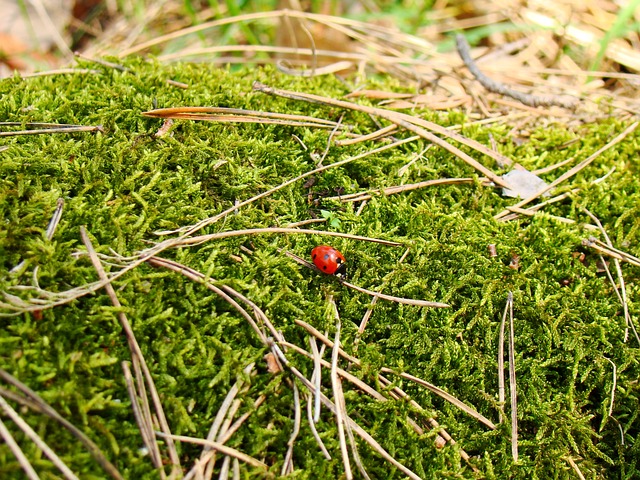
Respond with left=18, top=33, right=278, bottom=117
left=1, top=59, right=639, bottom=478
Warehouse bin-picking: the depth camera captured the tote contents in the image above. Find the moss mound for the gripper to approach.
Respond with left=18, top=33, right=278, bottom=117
left=0, top=59, right=639, bottom=478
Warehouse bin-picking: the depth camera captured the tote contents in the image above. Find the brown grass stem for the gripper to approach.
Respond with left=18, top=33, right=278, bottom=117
left=330, top=300, right=352, bottom=479
left=507, top=292, right=518, bottom=462
left=0, top=369, right=122, bottom=479
left=0, top=417, right=39, bottom=480
left=0, top=394, right=78, bottom=480
left=281, top=382, right=301, bottom=476
left=253, top=82, right=513, bottom=189
left=154, top=432, right=267, bottom=470
left=80, top=227, right=181, bottom=473
left=122, top=361, right=164, bottom=472
left=174, top=227, right=402, bottom=248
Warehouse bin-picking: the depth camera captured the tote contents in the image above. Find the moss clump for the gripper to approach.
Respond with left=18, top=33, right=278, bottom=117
left=1, top=59, right=639, bottom=478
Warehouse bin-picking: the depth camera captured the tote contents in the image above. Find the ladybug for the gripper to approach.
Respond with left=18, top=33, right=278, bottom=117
left=311, top=245, right=346, bottom=277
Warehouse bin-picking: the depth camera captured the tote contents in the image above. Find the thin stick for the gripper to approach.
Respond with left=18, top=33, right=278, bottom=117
left=0, top=394, right=78, bottom=480
left=142, top=106, right=346, bottom=129
left=201, top=363, right=254, bottom=480
left=331, top=297, right=369, bottom=480
left=232, top=458, right=240, bottom=480
left=0, top=417, right=39, bottom=480
left=1, top=134, right=417, bottom=315
left=283, top=251, right=448, bottom=307
left=507, top=292, right=518, bottom=462
left=80, top=227, right=180, bottom=472
left=582, top=237, right=640, bottom=267
left=45, top=198, right=65, bottom=240
left=295, top=320, right=495, bottom=429
left=282, top=341, right=387, bottom=401
left=335, top=124, right=398, bottom=146
left=0, top=369, right=122, bottom=479
left=217, top=395, right=266, bottom=445
left=18, top=68, right=101, bottom=77
left=456, top=34, right=577, bottom=109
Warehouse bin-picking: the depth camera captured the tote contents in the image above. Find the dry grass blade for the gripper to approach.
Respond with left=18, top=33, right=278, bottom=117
left=581, top=210, right=640, bottom=346
left=381, top=370, right=496, bottom=430
left=282, top=341, right=388, bottom=401
left=154, top=432, right=267, bottom=470
left=0, top=416, right=39, bottom=480
left=498, top=295, right=508, bottom=413
left=306, top=393, right=331, bottom=460
left=218, top=456, right=231, bottom=480
left=253, top=82, right=513, bottom=189
left=340, top=279, right=449, bottom=308
left=295, top=319, right=494, bottom=429
left=217, top=395, right=266, bottom=445
left=0, top=125, right=103, bottom=136
left=0, top=394, right=78, bottom=479
left=376, top=375, right=477, bottom=470
left=284, top=249, right=446, bottom=307
left=283, top=362, right=422, bottom=480
left=329, top=300, right=352, bottom=479
left=310, top=337, right=322, bottom=423
left=2, top=127, right=418, bottom=318
left=141, top=107, right=347, bottom=129
left=566, top=456, right=586, bottom=480
left=45, top=198, right=64, bottom=240
left=495, top=121, right=639, bottom=220
left=355, top=247, right=411, bottom=348
left=582, top=237, right=640, bottom=268
left=173, top=227, right=401, bottom=247
left=18, top=69, right=101, bottom=78
left=507, top=292, right=518, bottom=462
left=324, top=178, right=477, bottom=203
left=281, top=382, right=301, bottom=476
left=604, top=357, right=617, bottom=418
left=203, top=363, right=254, bottom=461
left=80, top=227, right=181, bottom=473
left=122, top=361, right=163, bottom=471
left=0, top=369, right=123, bottom=479
left=334, top=124, right=398, bottom=146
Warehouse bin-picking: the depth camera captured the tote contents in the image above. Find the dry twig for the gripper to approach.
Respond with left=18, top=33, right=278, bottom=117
left=456, top=34, right=577, bottom=109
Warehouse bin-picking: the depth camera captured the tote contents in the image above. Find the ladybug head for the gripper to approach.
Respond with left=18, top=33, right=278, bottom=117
left=334, top=261, right=347, bottom=279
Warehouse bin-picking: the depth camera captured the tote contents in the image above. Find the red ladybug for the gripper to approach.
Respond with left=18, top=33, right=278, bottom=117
left=311, top=245, right=346, bottom=276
